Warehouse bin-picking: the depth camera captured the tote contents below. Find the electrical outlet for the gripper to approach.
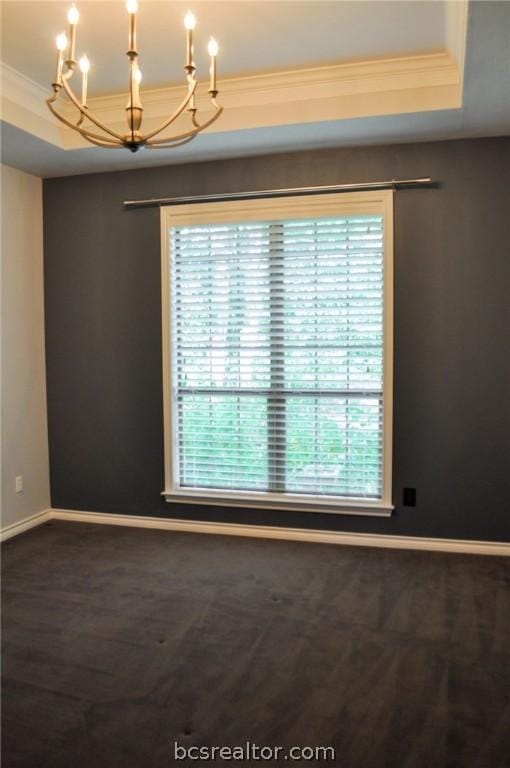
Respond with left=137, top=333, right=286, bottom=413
left=403, top=487, right=416, bottom=506
left=15, top=475, right=23, bottom=494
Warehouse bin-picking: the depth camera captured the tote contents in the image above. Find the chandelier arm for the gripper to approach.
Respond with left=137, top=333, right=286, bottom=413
left=63, top=65, right=76, bottom=82
left=141, top=80, right=198, bottom=142
left=190, top=95, right=221, bottom=129
left=72, top=107, right=121, bottom=143
left=46, top=98, right=123, bottom=146
left=145, top=135, right=196, bottom=150
left=79, top=135, right=126, bottom=149
left=145, top=124, right=201, bottom=147
left=61, top=76, right=125, bottom=142
left=147, top=104, right=223, bottom=146
left=57, top=68, right=87, bottom=129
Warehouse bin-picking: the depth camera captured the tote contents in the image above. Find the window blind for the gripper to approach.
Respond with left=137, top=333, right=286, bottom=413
left=169, top=212, right=386, bottom=502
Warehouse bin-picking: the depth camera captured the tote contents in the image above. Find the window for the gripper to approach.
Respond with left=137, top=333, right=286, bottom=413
left=161, top=192, right=393, bottom=516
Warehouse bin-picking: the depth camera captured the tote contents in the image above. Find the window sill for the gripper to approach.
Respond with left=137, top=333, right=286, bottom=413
left=162, top=489, right=393, bottom=518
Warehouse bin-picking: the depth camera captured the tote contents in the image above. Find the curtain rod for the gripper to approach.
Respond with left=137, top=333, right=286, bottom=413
left=123, top=177, right=435, bottom=209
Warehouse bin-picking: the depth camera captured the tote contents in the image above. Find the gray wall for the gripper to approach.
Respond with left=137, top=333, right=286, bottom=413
left=43, top=137, right=510, bottom=541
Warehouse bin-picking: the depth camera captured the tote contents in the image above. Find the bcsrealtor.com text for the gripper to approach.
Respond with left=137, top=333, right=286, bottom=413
left=174, top=742, right=336, bottom=761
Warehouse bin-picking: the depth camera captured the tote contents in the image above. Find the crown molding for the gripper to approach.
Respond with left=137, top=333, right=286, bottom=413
left=0, top=62, right=65, bottom=145
left=1, top=50, right=462, bottom=152
left=446, top=0, right=469, bottom=89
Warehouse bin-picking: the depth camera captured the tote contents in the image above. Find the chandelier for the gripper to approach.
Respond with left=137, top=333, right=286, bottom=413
left=47, top=2, right=222, bottom=152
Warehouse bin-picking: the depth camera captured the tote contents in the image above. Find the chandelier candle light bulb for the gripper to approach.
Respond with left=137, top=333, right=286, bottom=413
left=208, top=37, right=218, bottom=93
left=67, top=5, right=79, bottom=62
left=47, top=2, right=222, bottom=151
left=54, top=32, right=68, bottom=85
left=79, top=54, right=89, bottom=105
left=127, top=0, right=138, bottom=52
left=184, top=11, right=196, bottom=69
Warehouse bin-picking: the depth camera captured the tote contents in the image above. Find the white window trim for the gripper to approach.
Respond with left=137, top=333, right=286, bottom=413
left=160, top=191, right=394, bottom=517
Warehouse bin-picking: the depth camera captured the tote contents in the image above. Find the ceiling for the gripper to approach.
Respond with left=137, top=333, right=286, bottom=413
left=1, top=1, right=449, bottom=93
left=1, top=0, right=509, bottom=178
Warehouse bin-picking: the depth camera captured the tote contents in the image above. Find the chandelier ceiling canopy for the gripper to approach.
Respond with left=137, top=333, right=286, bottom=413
left=47, top=2, right=222, bottom=152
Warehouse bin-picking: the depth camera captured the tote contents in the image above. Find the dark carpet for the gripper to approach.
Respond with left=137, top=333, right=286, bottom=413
left=2, top=521, right=510, bottom=768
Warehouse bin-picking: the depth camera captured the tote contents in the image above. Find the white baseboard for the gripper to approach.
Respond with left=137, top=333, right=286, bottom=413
left=0, top=509, right=51, bottom=542
left=2, top=507, right=509, bottom=556
left=48, top=508, right=510, bottom=556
